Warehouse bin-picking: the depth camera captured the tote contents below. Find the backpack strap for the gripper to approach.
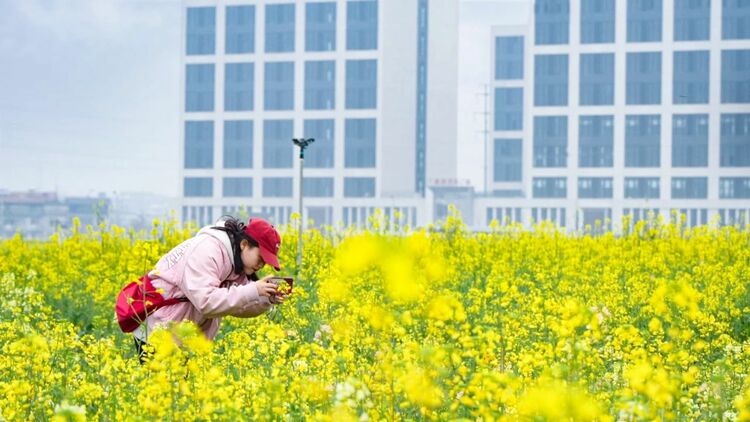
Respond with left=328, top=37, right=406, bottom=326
left=142, top=273, right=190, bottom=307
left=160, top=296, right=190, bottom=306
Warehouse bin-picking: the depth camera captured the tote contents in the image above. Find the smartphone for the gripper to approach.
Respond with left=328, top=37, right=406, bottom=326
left=268, top=276, right=294, bottom=295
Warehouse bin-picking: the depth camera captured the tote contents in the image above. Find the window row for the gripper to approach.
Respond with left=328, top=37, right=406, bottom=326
left=491, top=113, right=750, bottom=176
left=534, top=0, right=749, bottom=45
left=486, top=206, right=748, bottom=228
left=187, top=1, right=377, bottom=55
left=529, top=176, right=750, bottom=199
left=185, top=119, right=377, bottom=170
left=499, top=50, right=750, bottom=106
left=184, top=176, right=376, bottom=198
left=186, top=60, right=377, bottom=112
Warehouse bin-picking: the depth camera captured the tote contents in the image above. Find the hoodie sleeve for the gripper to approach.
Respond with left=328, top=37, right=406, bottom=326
left=231, top=273, right=274, bottom=318
left=179, top=238, right=272, bottom=319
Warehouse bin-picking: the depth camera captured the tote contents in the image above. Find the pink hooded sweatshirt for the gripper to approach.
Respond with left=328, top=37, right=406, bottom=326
left=133, top=221, right=273, bottom=341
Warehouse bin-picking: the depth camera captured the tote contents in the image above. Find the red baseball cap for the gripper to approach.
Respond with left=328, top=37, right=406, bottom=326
left=243, top=218, right=282, bottom=271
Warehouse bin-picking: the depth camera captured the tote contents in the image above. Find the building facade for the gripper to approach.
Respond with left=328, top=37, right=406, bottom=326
left=486, top=0, right=750, bottom=231
left=180, top=0, right=458, bottom=228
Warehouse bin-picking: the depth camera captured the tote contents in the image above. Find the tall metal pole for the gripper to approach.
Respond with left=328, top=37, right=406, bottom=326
left=292, top=138, right=314, bottom=278
left=475, top=85, right=491, bottom=194
left=297, top=151, right=303, bottom=275
left=483, top=84, right=490, bottom=193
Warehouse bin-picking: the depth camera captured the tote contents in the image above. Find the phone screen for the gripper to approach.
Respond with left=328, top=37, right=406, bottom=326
left=270, top=276, right=294, bottom=294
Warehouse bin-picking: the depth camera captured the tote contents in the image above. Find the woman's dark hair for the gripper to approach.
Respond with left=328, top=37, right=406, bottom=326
left=212, top=215, right=259, bottom=279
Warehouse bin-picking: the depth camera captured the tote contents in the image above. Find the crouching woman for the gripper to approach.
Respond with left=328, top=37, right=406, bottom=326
left=133, top=216, right=285, bottom=361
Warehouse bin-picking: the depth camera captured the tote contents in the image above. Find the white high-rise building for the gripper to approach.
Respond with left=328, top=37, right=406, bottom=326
left=179, top=0, right=458, bottom=228
left=483, top=0, right=750, bottom=231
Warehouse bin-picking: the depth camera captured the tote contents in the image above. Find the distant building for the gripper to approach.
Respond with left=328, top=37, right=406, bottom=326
left=179, top=0, right=459, bottom=228
left=483, top=0, right=750, bottom=231
left=0, top=191, right=110, bottom=239
left=0, top=192, right=66, bottom=238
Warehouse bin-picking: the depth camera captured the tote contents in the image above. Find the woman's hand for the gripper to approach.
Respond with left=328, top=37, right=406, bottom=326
left=254, top=276, right=279, bottom=298
left=255, top=275, right=287, bottom=304
left=269, top=294, right=286, bottom=305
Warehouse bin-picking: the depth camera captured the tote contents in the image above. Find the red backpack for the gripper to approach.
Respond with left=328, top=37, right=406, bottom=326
left=115, top=273, right=188, bottom=333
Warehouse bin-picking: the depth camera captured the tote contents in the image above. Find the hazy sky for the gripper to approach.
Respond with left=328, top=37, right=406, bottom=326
left=0, top=0, right=527, bottom=198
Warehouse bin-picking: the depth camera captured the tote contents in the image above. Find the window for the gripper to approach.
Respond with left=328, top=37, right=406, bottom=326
left=225, top=5, right=255, bottom=54
left=581, top=0, right=615, bottom=43
left=185, top=64, right=215, bottom=112
left=304, top=61, right=335, bottom=110
left=224, top=63, right=254, bottom=111
left=493, top=139, right=522, bottom=182
left=344, top=177, right=375, bottom=197
left=535, top=0, right=569, bottom=45
left=718, top=208, right=750, bottom=226
left=307, top=206, right=334, bottom=227
left=580, top=53, right=614, bottom=105
left=671, top=177, right=707, bottom=199
left=223, top=177, right=253, bottom=197
left=624, top=208, right=660, bottom=224
left=671, top=208, right=708, bottom=227
left=264, top=62, right=294, bottom=111
left=533, top=177, right=567, bottom=198
left=674, top=0, right=709, bottom=41
left=673, top=51, right=709, bottom=104
left=487, top=207, right=523, bottom=226
left=494, top=88, right=523, bottom=130
left=303, top=119, right=335, bottom=168
left=306, top=2, right=336, bottom=51
left=263, top=178, right=293, bottom=197
left=579, top=116, right=613, bottom=167
left=303, top=177, right=334, bottom=197
left=721, top=114, right=750, bottom=167
left=534, top=54, right=568, bottom=106
left=224, top=120, right=253, bottom=169
left=531, top=207, right=566, bottom=226
left=346, top=59, right=377, bottom=109
left=184, top=205, right=213, bottom=226
left=672, top=114, right=708, bottom=167
left=265, top=4, right=295, bottom=53
left=625, top=177, right=660, bottom=199
left=627, top=0, right=663, bottom=42
left=578, top=177, right=613, bottom=198
left=263, top=120, right=293, bottom=168
left=347, top=0, right=378, bottom=50
left=720, top=178, right=750, bottom=198
left=495, top=36, right=524, bottom=79
left=184, top=177, right=213, bottom=197
left=345, top=118, right=376, bottom=168
left=580, top=208, right=612, bottom=230
left=626, top=52, right=661, bottom=105
left=723, top=0, right=750, bottom=39
left=184, top=121, right=213, bottom=169
left=187, top=7, right=215, bottom=55
left=533, top=116, right=567, bottom=167
left=626, top=115, right=661, bottom=167
left=721, top=50, right=750, bottom=103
